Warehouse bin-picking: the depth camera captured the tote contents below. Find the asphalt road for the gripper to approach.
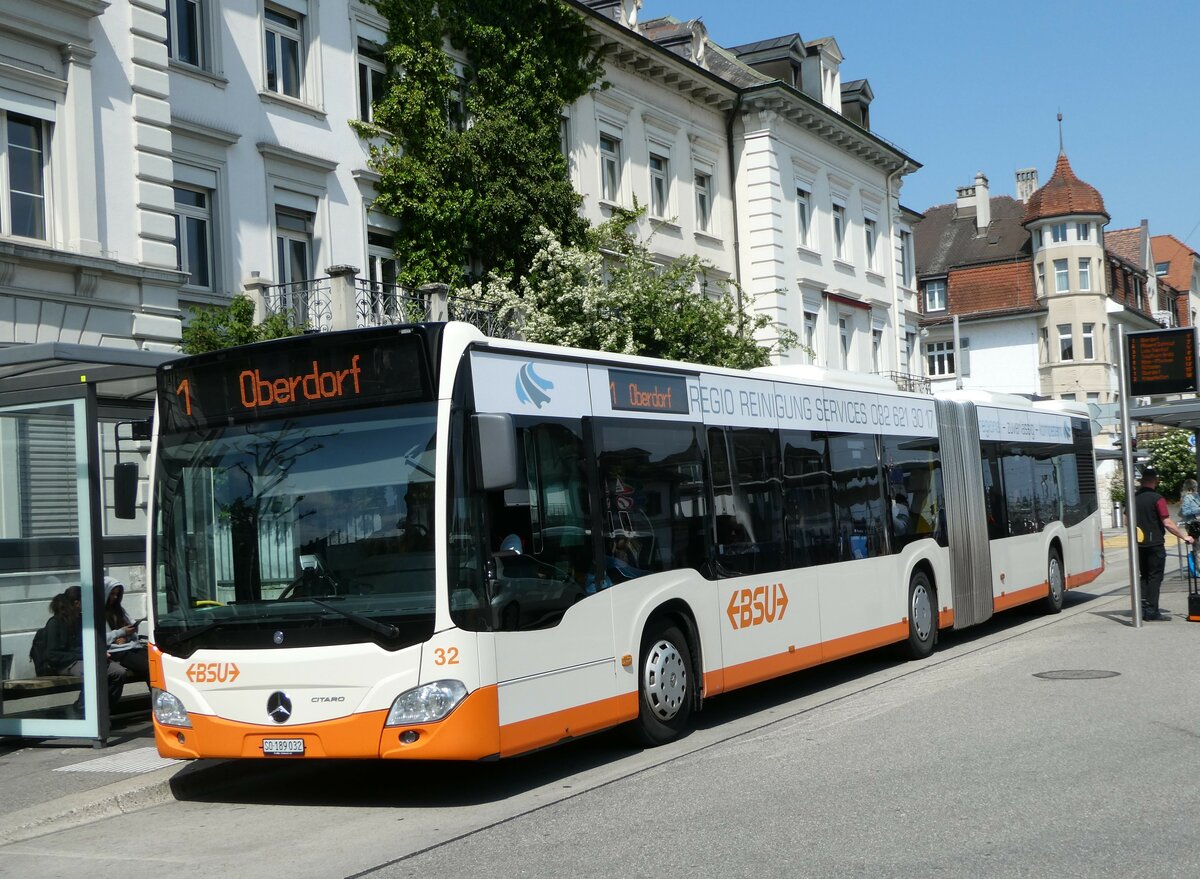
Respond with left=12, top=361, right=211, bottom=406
left=2, top=563, right=1199, bottom=879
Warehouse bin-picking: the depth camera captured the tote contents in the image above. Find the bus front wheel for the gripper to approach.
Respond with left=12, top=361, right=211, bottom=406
left=905, top=570, right=936, bottom=659
left=634, top=623, right=693, bottom=746
left=1043, top=549, right=1065, bottom=614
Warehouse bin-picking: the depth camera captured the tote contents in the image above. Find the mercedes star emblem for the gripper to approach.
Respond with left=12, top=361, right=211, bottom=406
left=267, top=691, right=292, bottom=723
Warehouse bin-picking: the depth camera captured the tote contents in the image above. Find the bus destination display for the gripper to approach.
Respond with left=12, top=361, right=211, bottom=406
left=158, top=332, right=429, bottom=432
left=609, top=369, right=690, bottom=415
left=1127, top=327, right=1197, bottom=397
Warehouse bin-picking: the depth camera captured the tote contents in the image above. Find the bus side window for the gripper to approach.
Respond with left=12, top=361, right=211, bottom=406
left=596, top=420, right=707, bottom=582
left=486, top=418, right=593, bottom=631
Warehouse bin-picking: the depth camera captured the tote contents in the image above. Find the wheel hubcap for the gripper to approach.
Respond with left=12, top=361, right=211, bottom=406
left=644, top=639, right=687, bottom=721
left=1049, top=557, right=1064, bottom=602
left=911, top=582, right=933, bottom=641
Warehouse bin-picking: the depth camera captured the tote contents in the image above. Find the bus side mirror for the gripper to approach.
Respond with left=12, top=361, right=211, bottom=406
left=114, top=462, right=140, bottom=520
left=473, top=413, right=517, bottom=491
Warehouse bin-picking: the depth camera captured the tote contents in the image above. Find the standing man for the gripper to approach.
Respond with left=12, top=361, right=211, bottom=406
left=1135, top=467, right=1193, bottom=621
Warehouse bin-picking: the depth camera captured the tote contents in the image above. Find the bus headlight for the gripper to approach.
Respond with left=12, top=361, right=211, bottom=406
left=152, top=688, right=192, bottom=728
left=385, top=680, right=468, bottom=726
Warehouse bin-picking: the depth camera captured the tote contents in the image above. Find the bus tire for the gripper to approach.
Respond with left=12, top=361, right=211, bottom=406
left=634, top=623, right=693, bottom=746
left=1043, top=549, right=1065, bottom=614
left=905, top=570, right=936, bottom=659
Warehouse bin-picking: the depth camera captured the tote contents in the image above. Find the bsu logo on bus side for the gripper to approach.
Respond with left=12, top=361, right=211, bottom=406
left=726, top=583, right=788, bottom=630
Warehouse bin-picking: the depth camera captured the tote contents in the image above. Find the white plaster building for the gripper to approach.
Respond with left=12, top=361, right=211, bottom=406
left=1, top=0, right=920, bottom=375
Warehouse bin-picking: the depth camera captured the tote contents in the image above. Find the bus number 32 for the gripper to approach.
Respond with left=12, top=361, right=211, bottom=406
left=433, top=647, right=460, bottom=666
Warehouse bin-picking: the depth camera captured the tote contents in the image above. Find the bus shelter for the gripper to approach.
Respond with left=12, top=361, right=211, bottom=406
left=0, top=343, right=176, bottom=743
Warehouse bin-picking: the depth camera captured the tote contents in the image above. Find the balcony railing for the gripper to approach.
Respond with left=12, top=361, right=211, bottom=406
left=260, top=277, right=333, bottom=332
left=247, top=268, right=514, bottom=338
left=355, top=279, right=433, bottom=327
left=877, top=370, right=932, bottom=395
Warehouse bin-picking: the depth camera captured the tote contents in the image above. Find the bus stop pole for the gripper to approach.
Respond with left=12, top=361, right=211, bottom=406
left=1117, top=325, right=1143, bottom=629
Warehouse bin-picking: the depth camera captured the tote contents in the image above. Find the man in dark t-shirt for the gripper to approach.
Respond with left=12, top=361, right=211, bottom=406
left=1135, top=467, right=1193, bottom=621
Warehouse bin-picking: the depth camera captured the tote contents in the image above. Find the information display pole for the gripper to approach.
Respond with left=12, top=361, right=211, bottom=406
left=1117, top=325, right=1143, bottom=629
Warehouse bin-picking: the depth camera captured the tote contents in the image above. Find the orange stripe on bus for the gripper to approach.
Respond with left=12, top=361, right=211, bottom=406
left=715, top=620, right=909, bottom=694
left=1066, top=565, right=1104, bottom=589
left=938, top=608, right=955, bottom=629
left=498, top=692, right=638, bottom=757
left=148, top=644, right=164, bottom=691
left=993, top=583, right=1047, bottom=612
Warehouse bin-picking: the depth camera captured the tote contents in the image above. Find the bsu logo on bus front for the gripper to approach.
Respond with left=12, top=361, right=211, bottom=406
left=727, top=583, right=788, bottom=630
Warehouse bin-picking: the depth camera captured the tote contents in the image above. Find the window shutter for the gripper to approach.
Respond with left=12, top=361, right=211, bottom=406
left=18, top=416, right=78, bottom=538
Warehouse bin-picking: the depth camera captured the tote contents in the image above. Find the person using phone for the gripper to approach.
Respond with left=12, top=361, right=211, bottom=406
left=104, top=577, right=149, bottom=679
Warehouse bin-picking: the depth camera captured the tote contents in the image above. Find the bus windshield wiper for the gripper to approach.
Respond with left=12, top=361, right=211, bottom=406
left=158, top=620, right=226, bottom=649
left=285, top=597, right=400, bottom=639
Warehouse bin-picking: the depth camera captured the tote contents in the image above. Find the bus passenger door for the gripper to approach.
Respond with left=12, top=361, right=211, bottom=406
left=714, top=426, right=824, bottom=691
left=484, top=414, right=618, bottom=756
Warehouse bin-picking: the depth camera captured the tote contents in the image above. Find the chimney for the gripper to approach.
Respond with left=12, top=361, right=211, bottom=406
left=973, top=172, right=990, bottom=233
left=1015, top=168, right=1039, bottom=203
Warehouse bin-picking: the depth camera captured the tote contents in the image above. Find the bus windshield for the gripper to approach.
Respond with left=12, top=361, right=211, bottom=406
left=153, top=404, right=438, bottom=655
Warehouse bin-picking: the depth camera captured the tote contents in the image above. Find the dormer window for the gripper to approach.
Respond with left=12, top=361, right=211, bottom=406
left=924, top=279, right=946, bottom=312
left=1051, top=223, right=1067, bottom=243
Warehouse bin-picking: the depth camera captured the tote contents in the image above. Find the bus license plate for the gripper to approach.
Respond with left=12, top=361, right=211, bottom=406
left=262, top=738, right=305, bottom=756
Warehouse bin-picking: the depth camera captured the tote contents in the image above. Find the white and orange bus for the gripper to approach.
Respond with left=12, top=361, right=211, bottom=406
left=144, top=322, right=1102, bottom=759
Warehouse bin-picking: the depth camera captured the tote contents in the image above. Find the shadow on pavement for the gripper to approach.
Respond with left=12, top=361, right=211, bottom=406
left=170, top=589, right=1110, bottom=812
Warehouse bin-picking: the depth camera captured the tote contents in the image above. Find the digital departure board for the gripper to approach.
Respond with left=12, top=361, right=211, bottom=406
left=157, top=330, right=431, bottom=433
left=608, top=369, right=690, bottom=415
left=1127, top=327, right=1197, bottom=397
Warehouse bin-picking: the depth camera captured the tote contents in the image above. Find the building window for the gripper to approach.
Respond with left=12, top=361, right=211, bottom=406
left=924, top=279, right=946, bottom=312
left=1077, top=222, right=1090, bottom=241
left=357, top=45, right=386, bottom=123
left=832, top=203, right=846, bottom=260
left=600, top=134, right=621, bottom=202
left=839, top=317, right=850, bottom=368
left=649, top=153, right=669, bottom=218
left=1037, top=262, right=1046, bottom=295
left=264, top=7, right=303, bottom=99
left=275, top=207, right=313, bottom=286
left=926, top=341, right=954, bottom=377
left=872, top=328, right=882, bottom=371
left=1054, top=258, right=1069, bottom=292
left=166, top=0, right=205, bottom=68
left=899, top=230, right=913, bottom=286
left=1058, top=324, right=1073, bottom=361
left=447, top=66, right=469, bottom=132
left=905, top=331, right=916, bottom=373
left=367, top=230, right=397, bottom=290
left=1155, top=261, right=1170, bottom=276
left=1087, top=392, right=1100, bottom=404
left=1, top=112, right=48, bottom=241
left=1039, top=326, right=1049, bottom=361
left=803, top=311, right=817, bottom=363
left=1036, top=229, right=1043, bottom=249
left=1078, top=258, right=1091, bottom=291
left=1082, top=322, right=1095, bottom=360
left=694, top=171, right=712, bottom=233
left=173, top=185, right=214, bottom=289
left=1051, top=223, right=1067, bottom=243
left=559, top=115, right=570, bottom=160
left=796, top=187, right=812, bottom=249
left=863, top=217, right=877, bottom=270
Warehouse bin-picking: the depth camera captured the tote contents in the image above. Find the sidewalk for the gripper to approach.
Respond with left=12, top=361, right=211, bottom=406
left=0, top=693, right=233, bottom=845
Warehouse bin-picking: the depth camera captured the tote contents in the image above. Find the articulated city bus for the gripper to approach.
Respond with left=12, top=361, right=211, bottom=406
left=145, top=322, right=1102, bottom=760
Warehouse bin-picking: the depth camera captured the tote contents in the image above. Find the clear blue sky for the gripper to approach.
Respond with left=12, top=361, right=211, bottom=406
left=641, top=0, right=1200, bottom=244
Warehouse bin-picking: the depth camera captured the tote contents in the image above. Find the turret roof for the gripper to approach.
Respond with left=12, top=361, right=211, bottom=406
left=1021, top=152, right=1108, bottom=225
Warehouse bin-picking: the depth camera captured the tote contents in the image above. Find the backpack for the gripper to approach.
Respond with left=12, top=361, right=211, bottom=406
left=29, top=624, right=52, bottom=676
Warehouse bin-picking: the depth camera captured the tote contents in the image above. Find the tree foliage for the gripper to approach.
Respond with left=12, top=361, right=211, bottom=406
left=368, top=0, right=604, bottom=288
left=180, top=296, right=303, bottom=355
left=1145, top=427, right=1196, bottom=500
left=468, top=207, right=798, bottom=369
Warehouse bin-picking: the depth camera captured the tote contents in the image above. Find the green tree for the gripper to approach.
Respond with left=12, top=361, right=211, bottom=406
left=1145, top=427, right=1196, bottom=500
left=180, top=296, right=303, bottom=355
left=468, top=208, right=799, bottom=369
left=367, top=0, right=604, bottom=288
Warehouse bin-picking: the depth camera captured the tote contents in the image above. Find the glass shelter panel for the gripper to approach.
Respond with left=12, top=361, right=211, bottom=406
left=0, top=399, right=105, bottom=736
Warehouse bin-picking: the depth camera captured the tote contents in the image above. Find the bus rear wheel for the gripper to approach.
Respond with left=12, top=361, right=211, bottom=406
left=634, top=623, right=693, bottom=746
left=905, top=570, right=936, bottom=659
left=1043, top=549, right=1065, bottom=614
